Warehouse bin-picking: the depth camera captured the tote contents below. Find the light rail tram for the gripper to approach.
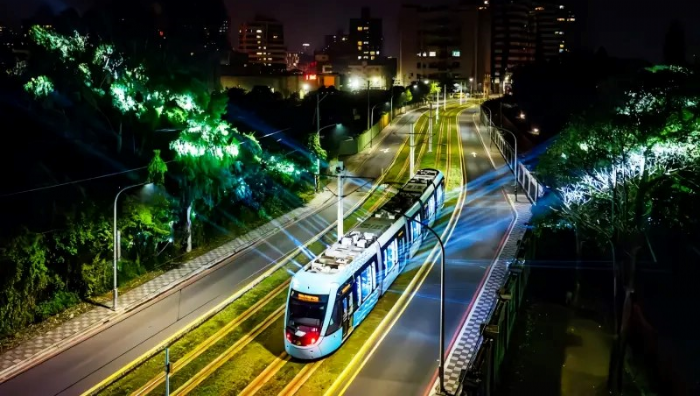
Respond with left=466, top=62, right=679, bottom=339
left=284, top=168, right=445, bottom=359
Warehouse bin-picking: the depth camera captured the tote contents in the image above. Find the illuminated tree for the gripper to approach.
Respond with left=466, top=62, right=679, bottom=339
left=405, top=88, right=413, bottom=104
left=429, top=82, right=441, bottom=97
left=23, top=75, right=54, bottom=98
left=537, top=66, right=700, bottom=394
left=147, top=150, right=168, bottom=185
left=20, top=26, right=310, bottom=254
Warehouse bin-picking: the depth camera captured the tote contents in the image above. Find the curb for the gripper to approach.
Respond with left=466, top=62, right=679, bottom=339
left=0, top=192, right=337, bottom=385
left=82, top=142, right=406, bottom=395
left=426, top=108, right=524, bottom=395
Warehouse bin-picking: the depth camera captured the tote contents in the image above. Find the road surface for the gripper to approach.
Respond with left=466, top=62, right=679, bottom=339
left=0, top=109, right=426, bottom=396
left=342, top=106, right=515, bottom=395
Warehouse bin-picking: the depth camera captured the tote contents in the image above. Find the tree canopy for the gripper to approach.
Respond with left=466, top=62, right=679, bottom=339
left=536, top=65, right=700, bottom=394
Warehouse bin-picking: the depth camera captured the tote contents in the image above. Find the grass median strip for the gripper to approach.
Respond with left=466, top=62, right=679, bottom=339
left=98, top=185, right=394, bottom=396
left=97, top=113, right=434, bottom=395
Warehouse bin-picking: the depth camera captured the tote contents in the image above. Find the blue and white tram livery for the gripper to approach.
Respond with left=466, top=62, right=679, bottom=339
left=284, top=168, right=445, bottom=359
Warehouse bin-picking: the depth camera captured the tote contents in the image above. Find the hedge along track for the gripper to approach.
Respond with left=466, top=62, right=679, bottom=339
left=125, top=109, right=434, bottom=396
left=245, top=104, right=470, bottom=396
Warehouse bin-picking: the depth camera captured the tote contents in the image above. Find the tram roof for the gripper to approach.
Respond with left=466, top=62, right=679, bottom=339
left=295, top=169, right=441, bottom=282
left=377, top=168, right=441, bottom=217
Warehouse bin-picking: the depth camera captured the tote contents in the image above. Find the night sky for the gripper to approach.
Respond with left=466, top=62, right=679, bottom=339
left=2, top=0, right=699, bottom=63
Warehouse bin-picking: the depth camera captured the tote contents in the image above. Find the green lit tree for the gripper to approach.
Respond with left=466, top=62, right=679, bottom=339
left=537, top=66, right=700, bottom=394
left=405, top=88, right=413, bottom=104
left=429, top=82, right=441, bottom=98
left=147, top=150, right=168, bottom=185
left=19, top=26, right=311, bottom=253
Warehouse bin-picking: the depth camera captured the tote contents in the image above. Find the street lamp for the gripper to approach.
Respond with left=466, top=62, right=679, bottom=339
left=113, top=182, right=154, bottom=311
left=318, top=123, right=342, bottom=138
left=331, top=170, right=448, bottom=393
left=399, top=213, right=448, bottom=395
left=315, top=92, right=332, bottom=191
left=531, top=127, right=540, bottom=135
left=369, top=102, right=384, bottom=148
left=389, top=93, right=394, bottom=123
left=518, top=112, right=526, bottom=120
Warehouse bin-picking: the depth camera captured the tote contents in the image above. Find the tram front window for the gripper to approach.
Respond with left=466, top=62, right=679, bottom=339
left=286, top=292, right=328, bottom=346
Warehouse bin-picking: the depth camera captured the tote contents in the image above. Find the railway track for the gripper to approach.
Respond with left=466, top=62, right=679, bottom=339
left=247, top=104, right=471, bottom=396
left=109, top=109, right=433, bottom=396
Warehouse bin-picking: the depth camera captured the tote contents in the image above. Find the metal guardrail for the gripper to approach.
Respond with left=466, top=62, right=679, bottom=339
left=457, top=231, right=534, bottom=396
left=479, top=108, right=544, bottom=204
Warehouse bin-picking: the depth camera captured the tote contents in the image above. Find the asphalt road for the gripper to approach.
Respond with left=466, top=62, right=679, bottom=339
left=343, top=106, right=515, bottom=395
left=0, top=109, right=427, bottom=396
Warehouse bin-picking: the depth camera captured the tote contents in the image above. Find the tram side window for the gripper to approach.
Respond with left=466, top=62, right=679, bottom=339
left=383, top=239, right=398, bottom=272
left=411, top=214, right=422, bottom=241
left=428, top=196, right=435, bottom=220
left=438, top=181, right=445, bottom=205
left=358, top=265, right=373, bottom=302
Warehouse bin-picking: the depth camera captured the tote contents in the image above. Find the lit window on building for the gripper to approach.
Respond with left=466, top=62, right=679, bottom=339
left=256, top=29, right=262, bottom=33
left=429, top=51, right=436, bottom=57
left=559, top=5, right=564, bottom=9
left=357, top=26, right=363, bottom=31
left=452, top=50, right=461, bottom=57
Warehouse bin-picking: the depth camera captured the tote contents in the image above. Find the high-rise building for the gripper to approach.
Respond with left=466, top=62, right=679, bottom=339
left=399, top=2, right=491, bottom=87
left=349, top=7, right=383, bottom=61
left=323, top=31, right=350, bottom=53
left=490, top=0, right=535, bottom=82
left=532, top=3, right=577, bottom=61
left=238, top=15, right=287, bottom=71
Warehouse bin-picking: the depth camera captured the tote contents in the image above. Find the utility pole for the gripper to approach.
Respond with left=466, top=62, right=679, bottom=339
left=410, top=122, right=415, bottom=177
left=428, top=102, right=433, bottom=153
left=436, top=92, right=439, bottom=121
left=366, top=80, right=371, bottom=132
left=443, top=85, right=447, bottom=110
left=315, top=93, right=321, bottom=192
left=336, top=162, right=344, bottom=240
left=390, top=93, right=393, bottom=123
left=165, top=347, right=171, bottom=396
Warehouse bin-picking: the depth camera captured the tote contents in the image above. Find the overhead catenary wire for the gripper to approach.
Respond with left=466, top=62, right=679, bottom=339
left=0, top=161, right=174, bottom=198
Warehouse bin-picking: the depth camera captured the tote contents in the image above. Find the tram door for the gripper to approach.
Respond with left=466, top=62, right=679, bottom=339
left=341, top=293, right=354, bottom=339
left=397, top=229, right=408, bottom=271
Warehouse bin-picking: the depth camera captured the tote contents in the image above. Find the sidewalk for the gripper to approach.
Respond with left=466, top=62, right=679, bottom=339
left=0, top=108, right=419, bottom=383
left=434, top=111, right=534, bottom=395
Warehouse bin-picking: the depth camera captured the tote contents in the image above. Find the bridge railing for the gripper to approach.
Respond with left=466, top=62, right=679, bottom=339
left=479, top=107, right=544, bottom=204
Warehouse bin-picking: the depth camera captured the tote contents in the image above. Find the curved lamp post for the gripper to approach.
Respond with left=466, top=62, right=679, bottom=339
left=401, top=214, right=448, bottom=395
left=369, top=102, right=384, bottom=148
left=113, top=182, right=153, bottom=311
